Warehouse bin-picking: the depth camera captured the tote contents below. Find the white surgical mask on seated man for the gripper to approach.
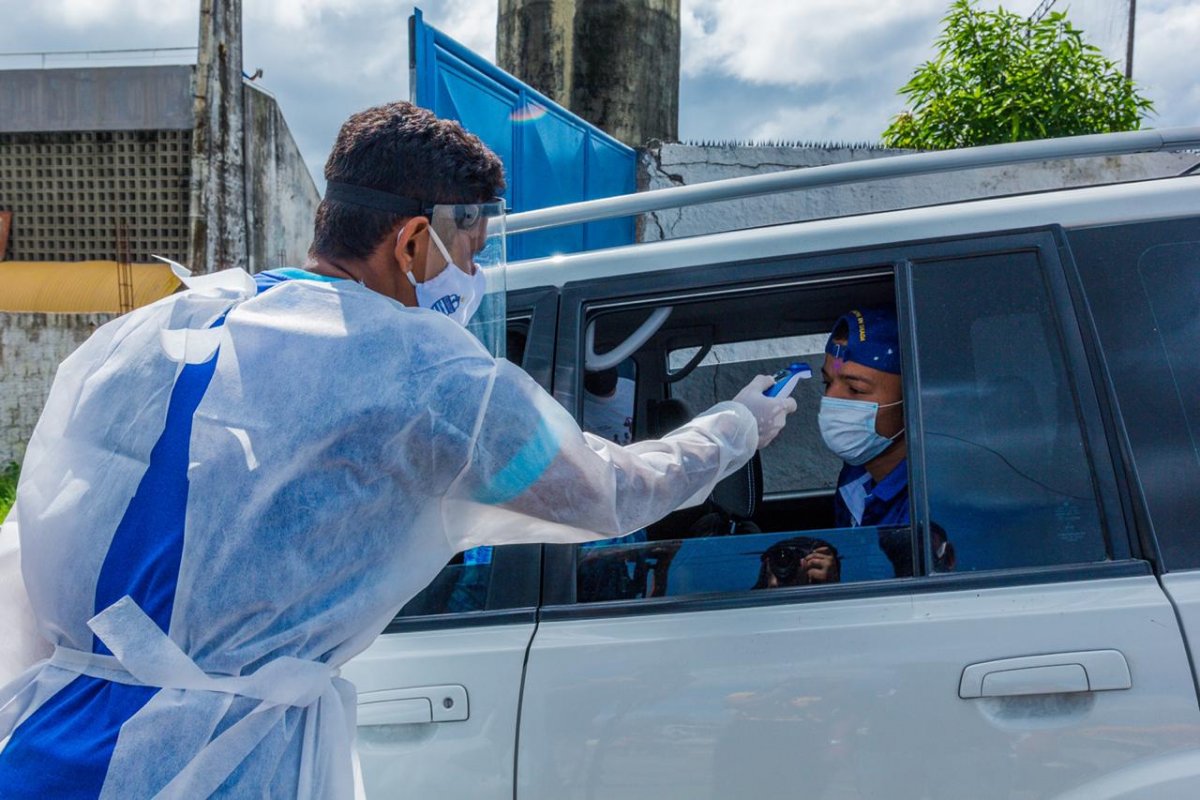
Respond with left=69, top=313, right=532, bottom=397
left=818, top=396, right=905, bottom=466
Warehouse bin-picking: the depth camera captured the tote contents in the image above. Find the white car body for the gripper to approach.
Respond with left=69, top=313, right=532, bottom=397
left=347, top=171, right=1200, bottom=799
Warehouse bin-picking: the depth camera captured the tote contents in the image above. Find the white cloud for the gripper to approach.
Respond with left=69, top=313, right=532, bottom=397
left=681, top=0, right=946, bottom=87
left=244, top=1, right=410, bottom=86
left=747, top=97, right=896, bottom=145
left=236, top=1, right=497, bottom=185
left=1133, top=0, right=1200, bottom=127
left=439, top=0, right=499, bottom=60
left=35, top=0, right=196, bottom=29
left=1, top=0, right=1195, bottom=176
left=250, top=0, right=372, bottom=32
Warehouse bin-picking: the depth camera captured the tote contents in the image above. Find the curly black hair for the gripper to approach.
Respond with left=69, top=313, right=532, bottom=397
left=310, top=101, right=506, bottom=261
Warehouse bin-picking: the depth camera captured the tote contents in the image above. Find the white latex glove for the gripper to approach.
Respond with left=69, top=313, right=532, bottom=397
left=732, top=375, right=799, bottom=450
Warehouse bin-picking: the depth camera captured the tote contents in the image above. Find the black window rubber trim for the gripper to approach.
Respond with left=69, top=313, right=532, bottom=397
left=537, top=560, right=1151, bottom=622
left=384, top=607, right=538, bottom=634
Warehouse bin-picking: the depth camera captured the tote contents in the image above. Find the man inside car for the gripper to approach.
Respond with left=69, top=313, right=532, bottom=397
left=820, top=307, right=909, bottom=529
left=820, top=308, right=953, bottom=576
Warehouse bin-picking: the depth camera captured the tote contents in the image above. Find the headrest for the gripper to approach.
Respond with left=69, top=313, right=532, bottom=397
left=711, top=450, right=763, bottom=521
left=647, top=398, right=692, bottom=437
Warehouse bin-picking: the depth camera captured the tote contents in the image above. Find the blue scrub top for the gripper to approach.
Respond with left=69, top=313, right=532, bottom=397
left=833, top=459, right=910, bottom=528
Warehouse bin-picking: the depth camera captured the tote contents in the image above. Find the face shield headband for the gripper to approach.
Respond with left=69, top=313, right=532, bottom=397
left=323, top=182, right=504, bottom=229
left=322, top=181, right=508, bottom=358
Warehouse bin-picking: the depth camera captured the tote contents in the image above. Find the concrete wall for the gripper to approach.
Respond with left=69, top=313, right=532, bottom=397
left=244, top=85, right=320, bottom=271
left=0, top=312, right=113, bottom=464
left=0, top=69, right=317, bottom=270
left=637, top=142, right=1200, bottom=242
left=0, top=129, right=192, bottom=262
left=0, top=66, right=193, bottom=133
left=569, top=0, right=680, bottom=147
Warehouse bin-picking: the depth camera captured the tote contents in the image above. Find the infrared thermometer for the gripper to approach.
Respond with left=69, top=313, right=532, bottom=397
left=763, top=362, right=812, bottom=399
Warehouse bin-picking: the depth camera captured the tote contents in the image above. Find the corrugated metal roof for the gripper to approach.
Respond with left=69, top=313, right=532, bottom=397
left=0, top=261, right=181, bottom=312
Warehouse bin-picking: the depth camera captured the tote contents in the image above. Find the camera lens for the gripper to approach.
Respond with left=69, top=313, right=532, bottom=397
left=767, top=545, right=806, bottom=582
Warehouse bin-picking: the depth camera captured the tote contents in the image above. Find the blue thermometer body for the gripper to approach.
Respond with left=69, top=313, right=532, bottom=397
left=763, top=362, right=812, bottom=399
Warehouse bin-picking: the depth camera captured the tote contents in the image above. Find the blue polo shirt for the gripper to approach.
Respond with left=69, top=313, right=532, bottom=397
left=833, top=459, right=910, bottom=528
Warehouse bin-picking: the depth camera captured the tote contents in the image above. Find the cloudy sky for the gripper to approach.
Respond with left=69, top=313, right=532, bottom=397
left=1, top=0, right=1196, bottom=185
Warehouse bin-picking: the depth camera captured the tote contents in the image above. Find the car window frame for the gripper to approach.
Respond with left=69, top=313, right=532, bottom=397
left=540, top=226, right=1146, bottom=622
left=1061, top=218, right=1200, bottom=573
left=899, top=228, right=1133, bottom=576
left=382, top=286, right=558, bottom=633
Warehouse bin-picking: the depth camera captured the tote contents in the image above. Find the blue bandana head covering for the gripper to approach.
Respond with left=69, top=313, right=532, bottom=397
left=825, top=307, right=901, bottom=374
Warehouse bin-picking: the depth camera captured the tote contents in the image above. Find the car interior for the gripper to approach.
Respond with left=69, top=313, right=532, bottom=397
left=574, top=272, right=907, bottom=602
left=399, top=272, right=922, bottom=615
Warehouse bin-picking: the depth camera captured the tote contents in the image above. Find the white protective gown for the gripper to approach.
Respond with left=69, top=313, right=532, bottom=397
left=0, top=269, right=757, bottom=798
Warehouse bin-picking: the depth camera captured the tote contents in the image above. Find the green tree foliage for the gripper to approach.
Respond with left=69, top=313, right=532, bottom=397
left=0, top=462, right=17, bottom=522
left=883, top=0, right=1154, bottom=149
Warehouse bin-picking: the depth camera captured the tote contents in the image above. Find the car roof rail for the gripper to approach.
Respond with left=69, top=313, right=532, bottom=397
left=502, top=127, right=1200, bottom=236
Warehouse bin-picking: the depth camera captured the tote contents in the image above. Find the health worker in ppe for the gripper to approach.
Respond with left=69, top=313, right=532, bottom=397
left=0, top=101, right=797, bottom=799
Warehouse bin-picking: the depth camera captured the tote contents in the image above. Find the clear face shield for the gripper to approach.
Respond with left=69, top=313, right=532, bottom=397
left=423, top=199, right=506, bottom=358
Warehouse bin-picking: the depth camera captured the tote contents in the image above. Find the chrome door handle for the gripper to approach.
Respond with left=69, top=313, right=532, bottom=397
left=357, top=684, right=469, bottom=725
left=959, top=650, right=1131, bottom=699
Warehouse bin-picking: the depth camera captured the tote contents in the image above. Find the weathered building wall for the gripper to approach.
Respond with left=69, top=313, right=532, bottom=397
left=0, top=129, right=192, bottom=263
left=0, top=65, right=316, bottom=271
left=0, top=65, right=194, bottom=133
left=570, top=0, right=679, bottom=146
left=243, top=85, right=320, bottom=271
left=638, top=142, right=1200, bottom=241
left=0, top=312, right=113, bottom=464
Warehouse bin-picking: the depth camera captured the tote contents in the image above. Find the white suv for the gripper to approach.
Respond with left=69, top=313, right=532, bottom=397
left=347, top=133, right=1200, bottom=800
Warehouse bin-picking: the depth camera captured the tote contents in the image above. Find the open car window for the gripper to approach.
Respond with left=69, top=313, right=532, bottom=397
left=567, top=240, right=1116, bottom=607
left=571, top=272, right=915, bottom=604
left=669, top=333, right=840, bottom=496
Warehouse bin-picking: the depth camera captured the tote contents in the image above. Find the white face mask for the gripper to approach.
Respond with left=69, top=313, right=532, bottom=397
left=407, top=226, right=486, bottom=326
left=818, top=396, right=904, bottom=466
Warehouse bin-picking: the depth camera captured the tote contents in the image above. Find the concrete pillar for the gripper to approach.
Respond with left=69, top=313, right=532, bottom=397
left=497, top=0, right=576, bottom=109
left=189, top=0, right=248, bottom=274
left=497, top=0, right=680, bottom=147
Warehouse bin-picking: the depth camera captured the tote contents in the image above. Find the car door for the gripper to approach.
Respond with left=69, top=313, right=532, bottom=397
left=343, top=287, right=557, bottom=799
left=515, top=231, right=1200, bottom=799
left=1067, top=217, right=1200, bottom=794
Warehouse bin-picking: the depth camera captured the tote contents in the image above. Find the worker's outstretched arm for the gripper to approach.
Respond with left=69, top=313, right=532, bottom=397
left=442, top=359, right=795, bottom=551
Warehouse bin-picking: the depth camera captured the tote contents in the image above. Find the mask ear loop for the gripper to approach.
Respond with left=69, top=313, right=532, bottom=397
left=881, top=398, right=905, bottom=442
left=408, top=225, right=460, bottom=288
left=398, top=223, right=458, bottom=288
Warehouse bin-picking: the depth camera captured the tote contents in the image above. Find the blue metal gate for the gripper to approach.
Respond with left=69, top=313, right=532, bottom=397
left=409, top=8, right=636, bottom=261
